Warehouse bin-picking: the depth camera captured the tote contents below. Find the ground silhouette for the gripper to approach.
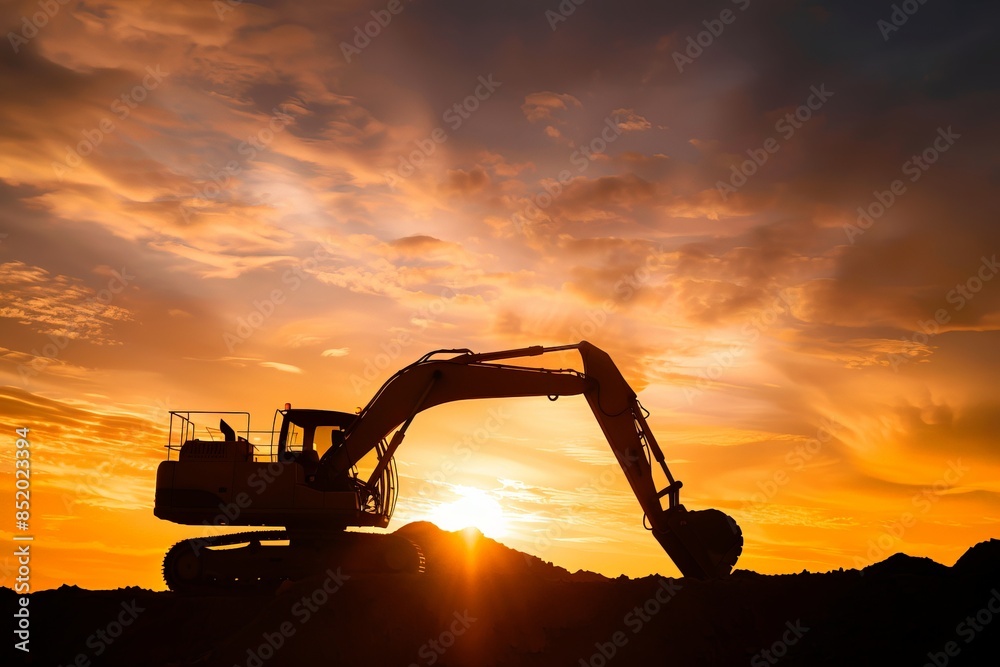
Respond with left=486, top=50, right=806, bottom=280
left=6, top=524, right=999, bottom=666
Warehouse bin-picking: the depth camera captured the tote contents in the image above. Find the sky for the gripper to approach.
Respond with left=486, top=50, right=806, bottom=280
left=0, top=0, right=998, bottom=591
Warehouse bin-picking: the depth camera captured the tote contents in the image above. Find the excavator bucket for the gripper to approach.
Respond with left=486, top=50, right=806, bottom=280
left=653, top=506, right=744, bottom=579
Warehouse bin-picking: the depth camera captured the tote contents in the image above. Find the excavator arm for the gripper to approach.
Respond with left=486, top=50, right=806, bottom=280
left=317, top=341, right=743, bottom=579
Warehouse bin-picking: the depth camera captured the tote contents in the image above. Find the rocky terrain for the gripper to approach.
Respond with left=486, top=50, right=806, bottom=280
left=6, top=523, right=999, bottom=666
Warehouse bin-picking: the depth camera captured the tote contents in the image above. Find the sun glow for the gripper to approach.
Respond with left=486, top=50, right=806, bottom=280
left=428, top=487, right=509, bottom=539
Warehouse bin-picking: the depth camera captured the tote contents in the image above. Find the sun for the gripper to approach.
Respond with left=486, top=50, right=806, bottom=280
left=427, top=487, right=509, bottom=539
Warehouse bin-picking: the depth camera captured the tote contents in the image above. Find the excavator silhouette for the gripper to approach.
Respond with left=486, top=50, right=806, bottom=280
left=154, top=342, right=743, bottom=591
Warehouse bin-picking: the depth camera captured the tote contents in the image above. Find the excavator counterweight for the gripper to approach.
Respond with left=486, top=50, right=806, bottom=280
left=153, top=341, right=743, bottom=590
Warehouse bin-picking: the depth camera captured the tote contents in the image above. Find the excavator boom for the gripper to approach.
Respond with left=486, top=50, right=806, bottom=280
left=316, top=341, right=743, bottom=579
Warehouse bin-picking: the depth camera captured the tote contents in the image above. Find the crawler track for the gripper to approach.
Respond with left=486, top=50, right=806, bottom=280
left=163, top=530, right=425, bottom=593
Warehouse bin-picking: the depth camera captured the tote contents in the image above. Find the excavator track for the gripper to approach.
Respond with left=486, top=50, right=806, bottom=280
left=163, top=530, right=426, bottom=593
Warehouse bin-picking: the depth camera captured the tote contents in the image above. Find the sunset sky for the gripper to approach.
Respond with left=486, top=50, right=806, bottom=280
left=1, top=0, right=998, bottom=591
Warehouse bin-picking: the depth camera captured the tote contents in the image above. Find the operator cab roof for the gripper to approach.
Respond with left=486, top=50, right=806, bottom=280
left=283, top=409, right=357, bottom=430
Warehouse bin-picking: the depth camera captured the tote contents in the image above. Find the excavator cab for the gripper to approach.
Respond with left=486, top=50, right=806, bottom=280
left=153, top=407, right=397, bottom=530
left=275, top=408, right=353, bottom=484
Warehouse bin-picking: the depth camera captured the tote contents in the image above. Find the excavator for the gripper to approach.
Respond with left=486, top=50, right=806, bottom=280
left=154, top=341, right=743, bottom=591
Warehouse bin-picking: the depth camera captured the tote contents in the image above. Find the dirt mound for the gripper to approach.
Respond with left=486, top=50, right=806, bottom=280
left=396, top=521, right=608, bottom=582
left=861, top=552, right=950, bottom=578
left=953, top=538, right=1000, bottom=577
left=7, top=523, right=999, bottom=666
